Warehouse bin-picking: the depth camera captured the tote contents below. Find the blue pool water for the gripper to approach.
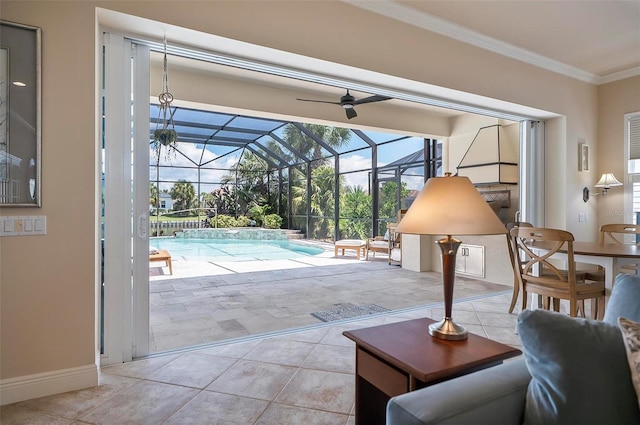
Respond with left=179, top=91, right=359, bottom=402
left=150, top=238, right=324, bottom=262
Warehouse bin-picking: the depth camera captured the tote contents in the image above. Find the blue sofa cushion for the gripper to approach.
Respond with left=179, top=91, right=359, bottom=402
left=604, top=273, right=640, bottom=324
left=517, top=309, right=640, bottom=425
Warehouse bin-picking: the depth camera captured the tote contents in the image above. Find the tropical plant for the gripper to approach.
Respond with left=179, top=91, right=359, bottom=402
left=378, top=180, right=410, bottom=221
left=235, top=216, right=251, bottom=227
left=340, top=185, right=372, bottom=239
left=291, top=165, right=344, bottom=239
left=169, top=180, right=197, bottom=216
left=149, top=183, right=159, bottom=210
left=206, top=214, right=252, bottom=228
left=221, top=152, right=279, bottom=216
left=219, top=124, right=350, bottom=228
left=249, top=204, right=271, bottom=227
left=203, top=185, right=238, bottom=216
left=263, top=214, right=283, bottom=229
left=278, top=124, right=350, bottom=168
left=209, top=214, right=236, bottom=228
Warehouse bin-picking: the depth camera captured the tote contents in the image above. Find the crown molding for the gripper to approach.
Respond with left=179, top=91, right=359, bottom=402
left=344, top=0, right=635, bottom=85
left=597, top=66, right=640, bottom=85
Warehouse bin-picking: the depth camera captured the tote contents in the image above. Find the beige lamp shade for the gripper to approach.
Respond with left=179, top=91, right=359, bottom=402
left=395, top=175, right=507, bottom=236
left=595, top=173, right=623, bottom=188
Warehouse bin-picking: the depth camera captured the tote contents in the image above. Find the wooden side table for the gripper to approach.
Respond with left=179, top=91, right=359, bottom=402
left=343, top=318, right=521, bottom=425
left=149, top=249, right=173, bottom=275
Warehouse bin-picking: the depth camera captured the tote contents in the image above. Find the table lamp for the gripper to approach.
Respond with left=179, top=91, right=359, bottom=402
left=395, top=174, right=507, bottom=340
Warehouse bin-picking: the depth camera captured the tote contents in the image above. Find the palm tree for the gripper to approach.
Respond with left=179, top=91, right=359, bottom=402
left=281, top=124, right=350, bottom=168
left=229, top=152, right=272, bottom=212
left=203, top=185, right=238, bottom=216
left=291, top=165, right=345, bottom=239
left=149, top=183, right=159, bottom=212
left=379, top=180, right=410, bottom=221
left=217, top=151, right=279, bottom=216
left=169, top=180, right=197, bottom=216
left=341, top=185, right=372, bottom=239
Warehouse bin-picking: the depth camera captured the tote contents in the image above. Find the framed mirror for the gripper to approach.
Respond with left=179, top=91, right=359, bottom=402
left=0, top=20, right=41, bottom=207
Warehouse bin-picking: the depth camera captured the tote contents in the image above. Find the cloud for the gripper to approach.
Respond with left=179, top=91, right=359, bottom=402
left=339, top=154, right=372, bottom=189
left=150, top=143, right=239, bottom=193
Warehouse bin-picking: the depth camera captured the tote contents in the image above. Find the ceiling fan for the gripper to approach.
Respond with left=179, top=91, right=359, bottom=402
left=296, top=89, right=392, bottom=119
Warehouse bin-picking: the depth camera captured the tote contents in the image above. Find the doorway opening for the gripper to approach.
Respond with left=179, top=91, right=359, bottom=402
left=100, top=27, right=543, bottom=363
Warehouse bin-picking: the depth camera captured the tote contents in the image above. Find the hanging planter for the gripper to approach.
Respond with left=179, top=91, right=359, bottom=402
left=153, top=37, right=178, bottom=160
left=154, top=128, right=178, bottom=146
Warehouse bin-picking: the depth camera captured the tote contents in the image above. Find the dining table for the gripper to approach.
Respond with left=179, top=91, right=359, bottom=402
left=526, top=240, right=640, bottom=297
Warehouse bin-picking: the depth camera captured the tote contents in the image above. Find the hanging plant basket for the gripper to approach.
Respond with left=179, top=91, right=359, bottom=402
left=154, top=128, right=178, bottom=146
left=153, top=36, right=179, bottom=160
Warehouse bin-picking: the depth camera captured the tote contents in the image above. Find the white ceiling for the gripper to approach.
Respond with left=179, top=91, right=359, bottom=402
left=349, top=0, right=640, bottom=84
left=116, top=0, right=638, bottom=128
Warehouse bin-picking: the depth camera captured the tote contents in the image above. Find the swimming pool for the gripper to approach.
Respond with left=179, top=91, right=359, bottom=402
left=150, top=238, right=325, bottom=262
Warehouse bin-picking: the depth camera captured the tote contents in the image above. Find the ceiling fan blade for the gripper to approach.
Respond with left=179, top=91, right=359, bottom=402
left=296, top=98, right=341, bottom=105
left=345, top=107, right=357, bottom=119
left=352, top=95, right=392, bottom=105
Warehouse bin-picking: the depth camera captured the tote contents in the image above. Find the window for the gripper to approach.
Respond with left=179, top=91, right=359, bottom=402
left=625, top=112, right=640, bottom=223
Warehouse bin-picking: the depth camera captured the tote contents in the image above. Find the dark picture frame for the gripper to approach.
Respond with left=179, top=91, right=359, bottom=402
left=0, top=20, right=41, bottom=206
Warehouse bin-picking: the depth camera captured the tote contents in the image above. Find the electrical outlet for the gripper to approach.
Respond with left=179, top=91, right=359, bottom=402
left=579, top=213, right=587, bottom=222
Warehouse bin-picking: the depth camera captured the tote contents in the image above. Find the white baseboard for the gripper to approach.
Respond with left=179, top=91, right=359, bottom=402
left=0, top=363, right=98, bottom=406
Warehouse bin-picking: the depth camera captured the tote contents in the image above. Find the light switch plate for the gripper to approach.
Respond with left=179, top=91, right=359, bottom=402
left=0, top=216, right=46, bottom=236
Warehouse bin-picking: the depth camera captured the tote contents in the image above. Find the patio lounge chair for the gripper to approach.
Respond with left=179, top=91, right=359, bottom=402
left=366, top=232, right=391, bottom=260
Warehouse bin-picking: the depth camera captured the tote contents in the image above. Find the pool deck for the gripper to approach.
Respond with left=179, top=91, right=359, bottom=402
left=148, top=240, right=511, bottom=353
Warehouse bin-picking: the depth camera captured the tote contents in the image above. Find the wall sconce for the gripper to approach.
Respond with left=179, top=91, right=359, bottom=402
left=583, top=173, right=623, bottom=202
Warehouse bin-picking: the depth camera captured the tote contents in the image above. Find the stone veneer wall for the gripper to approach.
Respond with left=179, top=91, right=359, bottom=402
left=176, top=228, right=289, bottom=240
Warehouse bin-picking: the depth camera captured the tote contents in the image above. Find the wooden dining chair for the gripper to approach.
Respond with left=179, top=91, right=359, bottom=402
left=510, top=226, right=606, bottom=319
left=506, top=221, right=572, bottom=314
left=505, top=221, right=533, bottom=313
left=600, top=223, right=640, bottom=244
left=585, top=224, right=640, bottom=281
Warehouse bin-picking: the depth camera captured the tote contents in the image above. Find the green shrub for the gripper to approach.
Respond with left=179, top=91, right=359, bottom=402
left=210, top=214, right=236, bottom=228
left=249, top=204, right=271, bottom=226
left=209, top=214, right=257, bottom=228
left=263, top=214, right=283, bottom=229
left=235, top=215, right=251, bottom=227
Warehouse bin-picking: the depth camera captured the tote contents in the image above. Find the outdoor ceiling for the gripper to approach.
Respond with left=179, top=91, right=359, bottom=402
left=152, top=51, right=465, bottom=122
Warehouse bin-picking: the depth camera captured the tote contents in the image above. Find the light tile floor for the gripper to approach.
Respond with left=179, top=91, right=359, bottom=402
left=2, top=244, right=524, bottom=424
left=1, top=292, right=523, bottom=424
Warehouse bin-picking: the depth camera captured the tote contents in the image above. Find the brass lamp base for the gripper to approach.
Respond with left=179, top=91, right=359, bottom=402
left=429, top=236, right=468, bottom=341
left=428, top=317, right=468, bottom=340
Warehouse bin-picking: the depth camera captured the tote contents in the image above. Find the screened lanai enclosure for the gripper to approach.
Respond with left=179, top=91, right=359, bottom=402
left=150, top=103, right=442, bottom=241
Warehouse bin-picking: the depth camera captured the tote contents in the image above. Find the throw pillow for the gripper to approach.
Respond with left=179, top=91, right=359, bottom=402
left=517, top=309, right=640, bottom=425
left=604, top=273, right=640, bottom=325
left=619, top=317, right=640, bottom=410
